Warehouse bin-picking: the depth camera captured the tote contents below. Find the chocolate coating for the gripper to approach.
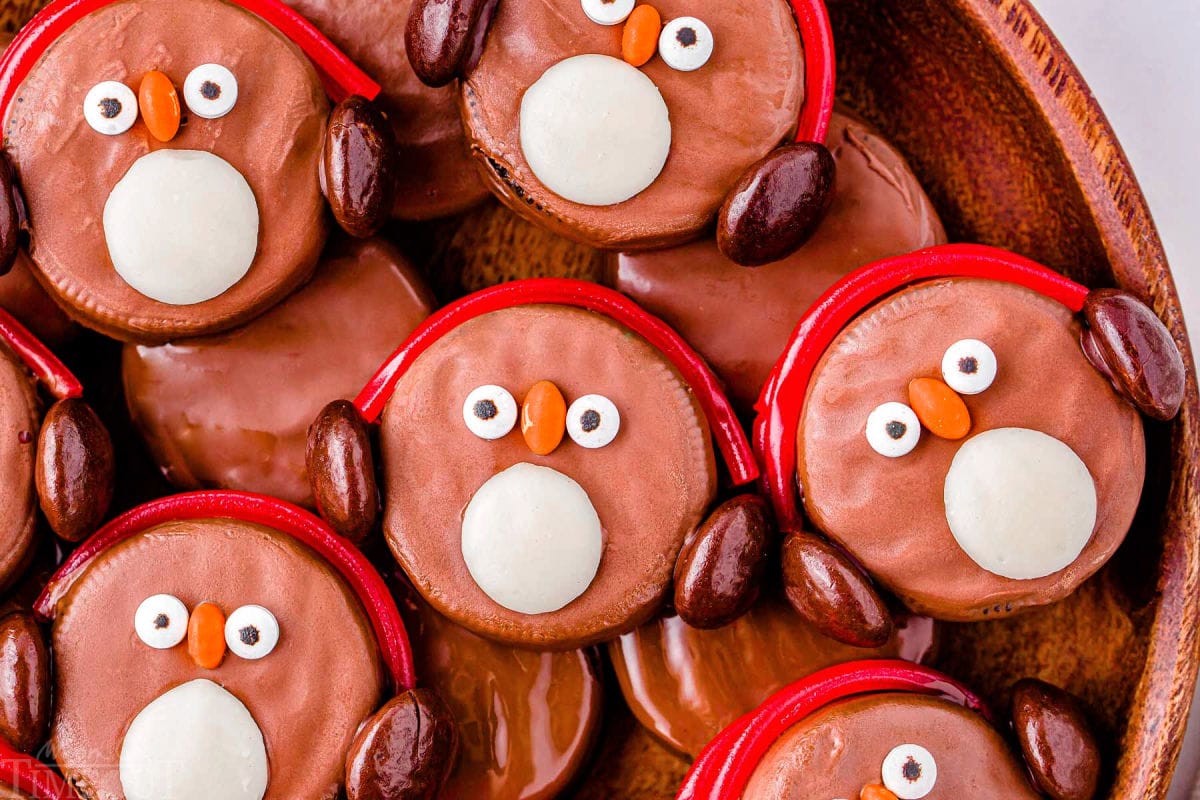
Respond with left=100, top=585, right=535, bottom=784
left=462, top=0, right=804, bottom=250
left=399, top=584, right=603, bottom=798
left=381, top=305, right=717, bottom=649
left=0, top=612, right=49, bottom=754
left=4, top=0, right=330, bottom=342
left=285, top=0, right=489, bottom=219
left=608, top=598, right=935, bottom=756
left=673, top=494, right=770, bottom=630
left=0, top=344, right=38, bottom=594
left=1012, top=679, right=1101, bottom=800
left=743, top=693, right=1040, bottom=799
left=781, top=530, right=893, bottom=648
left=0, top=252, right=76, bottom=347
left=51, top=518, right=385, bottom=800
left=799, top=279, right=1144, bottom=619
left=123, top=237, right=432, bottom=507
left=613, top=111, right=946, bottom=411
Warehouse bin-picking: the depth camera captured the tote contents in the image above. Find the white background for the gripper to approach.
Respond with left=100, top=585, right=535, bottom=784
left=1030, top=1, right=1200, bottom=796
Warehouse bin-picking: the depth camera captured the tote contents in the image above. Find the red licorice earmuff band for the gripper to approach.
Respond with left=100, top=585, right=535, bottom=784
left=355, top=278, right=760, bottom=487
left=754, top=243, right=1090, bottom=533
left=0, top=0, right=380, bottom=116
left=677, top=659, right=991, bottom=800
left=0, top=306, right=81, bottom=400
left=33, top=491, right=417, bottom=692
left=0, top=736, right=72, bottom=799
left=789, top=0, right=835, bottom=145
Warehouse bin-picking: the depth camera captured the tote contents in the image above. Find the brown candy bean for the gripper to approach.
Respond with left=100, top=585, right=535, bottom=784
left=1012, top=678, right=1100, bottom=800
left=673, top=494, right=771, bottom=629
left=0, top=156, right=23, bottom=276
left=35, top=399, right=114, bottom=543
left=307, top=400, right=378, bottom=544
left=1082, top=288, right=1185, bottom=421
left=406, top=0, right=497, bottom=87
left=0, top=612, right=49, bottom=754
left=345, top=688, right=459, bottom=800
left=324, top=96, right=397, bottom=239
left=717, top=141, right=836, bottom=267
left=780, top=530, right=893, bottom=648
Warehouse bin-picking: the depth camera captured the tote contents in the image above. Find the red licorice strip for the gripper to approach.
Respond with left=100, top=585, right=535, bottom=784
left=0, top=306, right=81, bottom=400
left=753, top=243, right=1090, bottom=533
left=0, top=737, right=72, bottom=799
left=355, top=278, right=759, bottom=487
left=790, top=0, right=835, bottom=145
left=34, top=491, right=417, bottom=692
left=677, top=659, right=991, bottom=800
left=0, top=0, right=378, bottom=119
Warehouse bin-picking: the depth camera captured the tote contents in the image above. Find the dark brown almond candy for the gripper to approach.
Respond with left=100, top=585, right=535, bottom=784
left=673, top=494, right=771, bottom=629
left=324, top=96, right=397, bottom=239
left=717, top=142, right=836, bottom=267
left=406, top=0, right=495, bottom=87
left=1082, top=288, right=1186, bottom=421
left=1012, top=678, right=1101, bottom=800
left=35, top=399, right=114, bottom=543
left=0, top=612, right=49, bottom=754
left=307, top=400, right=378, bottom=544
left=0, top=156, right=23, bottom=276
left=345, top=688, right=459, bottom=800
left=780, top=530, right=893, bottom=648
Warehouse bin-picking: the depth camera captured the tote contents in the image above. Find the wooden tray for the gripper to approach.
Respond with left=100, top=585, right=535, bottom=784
left=3, top=0, right=1197, bottom=798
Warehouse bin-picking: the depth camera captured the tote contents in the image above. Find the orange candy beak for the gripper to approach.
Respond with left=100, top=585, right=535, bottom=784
left=622, top=5, right=662, bottom=67
left=138, top=70, right=181, bottom=143
left=908, top=376, right=971, bottom=440
left=521, top=380, right=566, bottom=455
left=187, top=602, right=226, bottom=670
left=860, top=784, right=898, bottom=800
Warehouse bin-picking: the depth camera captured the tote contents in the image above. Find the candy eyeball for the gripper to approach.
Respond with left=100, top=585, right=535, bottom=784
left=566, top=394, right=620, bottom=448
left=225, top=605, right=279, bottom=660
left=941, top=338, right=997, bottom=395
left=134, top=594, right=188, bottom=649
left=582, top=0, right=634, bottom=25
left=183, top=64, right=239, bottom=119
left=84, top=81, right=138, bottom=135
left=881, top=743, right=937, bottom=798
left=865, top=402, right=921, bottom=458
left=464, top=385, right=519, bottom=440
left=659, top=17, right=713, bottom=71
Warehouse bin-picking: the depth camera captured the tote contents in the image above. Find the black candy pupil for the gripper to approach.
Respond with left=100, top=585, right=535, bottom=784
left=580, top=409, right=601, bottom=433
left=885, top=421, right=907, bottom=440
left=200, top=80, right=221, bottom=101
left=958, top=356, right=979, bottom=375
left=474, top=399, right=498, bottom=420
left=99, top=97, right=122, bottom=119
left=902, top=756, right=922, bottom=781
left=676, top=27, right=698, bottom=47
left=153, top=613, right=170, bottom=630
left=239, top=626, right=260, bottom=646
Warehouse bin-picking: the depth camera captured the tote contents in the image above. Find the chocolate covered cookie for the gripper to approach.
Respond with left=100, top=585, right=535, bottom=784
left=123, top=237, right=433, bottom=506
left=0, top=0, right=397, bottom=342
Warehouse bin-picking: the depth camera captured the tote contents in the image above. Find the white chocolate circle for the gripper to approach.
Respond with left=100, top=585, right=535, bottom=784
left=224, top=605, right=279, bottom=660
left=133, top=594, right=188, bottom=649
left=941, top=338, right=997, bottom=395
left=462, top=462, right=603, bottom=615
left=659, top=17, right=714, bottom=72
left=463, top=385, right=519, bottom=440
left=120, top=679, right=268, bottom=800
left=865, top=402, right=921, bottom=458
left=581, top=0, right=634, bottom=25
left=104, top=149, right=259, bottom=305
left=881, top=743, right=937, bottom=798
left=566, top=393, right=620, bottom=448
left=84, top=80, right=138, bottom=135
left=183, top=63, right=239, bottom=120
left=520, top=54, right=671, bottom=206
left=944, top=427, right=1097, bottom=580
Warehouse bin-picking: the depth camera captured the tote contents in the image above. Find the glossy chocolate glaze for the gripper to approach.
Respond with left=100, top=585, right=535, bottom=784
left=0, top=343, right=38, bottom=594
left=612, top=111, right=946, bottom=411
left=50, top=518, right=384, bottom=800
left=0, top=253, right=75, bottom=348
left=743, top=693, right=1040, bottom=799
left=608, top=595, right=936, bottom=756
left=4, top=0, right=330, bottom=342
left=397, top=581, right=602, bottom=799
left=285, top=0, right=489, bottom=220
left=462, top=0, right=804, bottom=250
left=381, top=305, right=717, bottom=649
left=123, top=237, right=433, bottom=507
left=799, top=279, right=1144, bottom=619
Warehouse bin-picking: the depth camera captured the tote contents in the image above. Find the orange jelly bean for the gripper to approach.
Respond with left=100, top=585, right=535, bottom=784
left=521, top=380, right=567, bottom=455
left=187, top=602, right=226, bottom=670
left=860, top=784, right=899, bottom=800
left=622, top=5, right=662, bottom=67
left=138, top=70, right=181, bottom=142
left=908, top=377, right=971, bottom=440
